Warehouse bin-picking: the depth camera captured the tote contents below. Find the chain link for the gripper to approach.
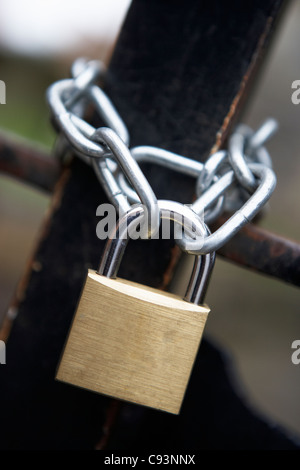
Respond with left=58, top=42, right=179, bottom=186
left=47, top=58, right=277, bottom=255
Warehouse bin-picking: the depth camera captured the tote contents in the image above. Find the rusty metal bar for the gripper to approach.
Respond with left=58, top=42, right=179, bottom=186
left=217, top=218, right=300, bottom=287
left=0, top=131, right=60, bottom=191
left=1, top=134, right=299, bottom=288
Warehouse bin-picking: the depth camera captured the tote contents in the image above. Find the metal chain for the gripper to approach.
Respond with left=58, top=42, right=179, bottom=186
left=47, top=58, right=277, bottom=255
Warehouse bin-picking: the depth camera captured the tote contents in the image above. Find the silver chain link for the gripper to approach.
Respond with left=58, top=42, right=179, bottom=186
left=47, top=58, right=277, bottom=255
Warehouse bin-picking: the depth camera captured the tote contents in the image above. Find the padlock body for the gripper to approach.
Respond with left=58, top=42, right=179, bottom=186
left=57, top=270, right=209, bottom=414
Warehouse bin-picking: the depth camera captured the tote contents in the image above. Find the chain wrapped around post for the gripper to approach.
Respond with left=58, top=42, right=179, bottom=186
left=47, top=58, right=277, bottom=255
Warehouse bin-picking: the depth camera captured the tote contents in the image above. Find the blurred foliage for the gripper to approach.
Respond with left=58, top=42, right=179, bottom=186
left=0, top=54, right=70, bottom=147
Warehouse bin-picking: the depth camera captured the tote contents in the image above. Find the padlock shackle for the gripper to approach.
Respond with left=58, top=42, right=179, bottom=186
left=98, top=200, right=215, bottom=305
left=98, top=205, right=144, bottom=280
left=184, top=251, right=215, bottom=305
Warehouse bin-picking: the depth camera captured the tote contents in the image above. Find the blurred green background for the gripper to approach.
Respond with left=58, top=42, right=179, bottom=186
left=0, top=0, right=299, bottom=441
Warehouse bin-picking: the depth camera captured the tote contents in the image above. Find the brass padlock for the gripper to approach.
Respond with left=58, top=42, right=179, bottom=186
left=57, top=202, right=215, bottom=414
